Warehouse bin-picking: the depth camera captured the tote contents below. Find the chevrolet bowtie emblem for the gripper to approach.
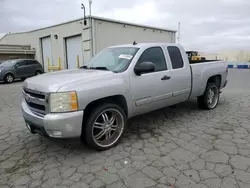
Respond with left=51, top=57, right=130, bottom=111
left=25, top=94, right=30, bottom=102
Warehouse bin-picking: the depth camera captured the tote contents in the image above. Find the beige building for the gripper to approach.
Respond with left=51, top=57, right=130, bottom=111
left=200, top=50, right=250, bottom=62
left=0, top=16, right=176, bottom=72
left=0, top=44, right=35, bottom=63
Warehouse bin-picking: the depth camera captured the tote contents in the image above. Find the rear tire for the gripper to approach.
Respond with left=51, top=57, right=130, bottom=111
left=197, top=83, right=220, bottom=110
left=83, top=103, right=127, bottom=150
left=4, top=74, right=14, bottom=83
left=35, top=70, right=42, bottom=76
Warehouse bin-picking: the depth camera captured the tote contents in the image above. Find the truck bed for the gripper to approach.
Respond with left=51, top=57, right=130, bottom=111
left=189, top=60, right=221, bottom=64
left=189, top=60, right=228, bottom=99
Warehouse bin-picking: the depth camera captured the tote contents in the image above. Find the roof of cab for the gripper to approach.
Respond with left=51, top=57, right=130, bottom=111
left=108, top=43, right=180, bottom=48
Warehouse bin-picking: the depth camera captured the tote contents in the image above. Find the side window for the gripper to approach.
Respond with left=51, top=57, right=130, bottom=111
left=19, top=61, right=27, bottom=66
left=33, top=60, right=40, bottom=65
left=28, top=60, right=38, bottom=65
left=167, top=46, right=184, bottom=69
left=137, top=47, right=167, bottom=72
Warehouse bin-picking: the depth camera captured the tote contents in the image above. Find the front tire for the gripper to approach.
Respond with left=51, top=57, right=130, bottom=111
left=197, top=83, right=220, bottom=110
left=84, top=103, right=127, bottom=150
left=4, top=74, right=14, bottom=83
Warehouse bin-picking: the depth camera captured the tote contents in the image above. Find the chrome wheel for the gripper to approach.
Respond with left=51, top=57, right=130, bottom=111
left=207, top=85, right=219, bottom=108
left=92, top=108, right=124, bottom=148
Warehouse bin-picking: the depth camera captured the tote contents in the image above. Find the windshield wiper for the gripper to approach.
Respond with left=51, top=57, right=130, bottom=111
left=79, top=66, right=109, bottom=70
left=79, top=65, right=88, bottom=69
left=79, top=66, right=115, bottom=72
left=89, top=66, right=109, bottom=71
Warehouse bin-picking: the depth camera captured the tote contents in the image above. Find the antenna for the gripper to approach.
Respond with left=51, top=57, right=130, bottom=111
left=177, top=22, right=180, bottom=44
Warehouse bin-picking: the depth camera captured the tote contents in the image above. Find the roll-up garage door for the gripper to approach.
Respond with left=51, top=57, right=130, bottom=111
left=66, top=35, right=83, bottom=69
left=41, top=36, right=52, bottom=72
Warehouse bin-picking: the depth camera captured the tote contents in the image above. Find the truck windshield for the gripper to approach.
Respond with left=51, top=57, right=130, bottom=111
left=83, top=47, right=139, bottom=73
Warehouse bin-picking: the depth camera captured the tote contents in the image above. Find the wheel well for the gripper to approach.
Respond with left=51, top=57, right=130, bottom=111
left=207, top=75, right=221, bottom=87
left=5, top=72, right=15, bottom=79
left=82, top=95, right=128, bottom=122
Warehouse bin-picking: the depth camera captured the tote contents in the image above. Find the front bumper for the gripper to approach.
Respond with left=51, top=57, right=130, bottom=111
left=0, top=75, right=4, bottom=81
left=21, top=100, right=84, bottom=138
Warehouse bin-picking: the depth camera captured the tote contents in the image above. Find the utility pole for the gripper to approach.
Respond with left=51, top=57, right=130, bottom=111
left=177, top=22, right=180, bottom=44
left=89, top=0, right=92, bottom=16
left=89, top=0, right=94, bottom=57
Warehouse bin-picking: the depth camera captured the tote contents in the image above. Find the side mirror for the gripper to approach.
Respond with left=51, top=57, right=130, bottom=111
left=15, top=64, right=20, bottom=68
left=134, top=62, right=155, bottom=76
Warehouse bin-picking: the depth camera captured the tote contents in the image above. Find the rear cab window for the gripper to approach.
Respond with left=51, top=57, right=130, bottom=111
left=167, top=46, right=184, bottom=69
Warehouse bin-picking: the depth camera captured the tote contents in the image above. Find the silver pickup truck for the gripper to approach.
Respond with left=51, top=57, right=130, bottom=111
left=22, top=43, right=228, bottom=150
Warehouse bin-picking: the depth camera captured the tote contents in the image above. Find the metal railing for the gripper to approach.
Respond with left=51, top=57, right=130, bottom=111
left=46, top=55, right=82, bottom=72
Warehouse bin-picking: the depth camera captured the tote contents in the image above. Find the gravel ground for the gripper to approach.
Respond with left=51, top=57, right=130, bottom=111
left=0, top=69, right=250, bottom=188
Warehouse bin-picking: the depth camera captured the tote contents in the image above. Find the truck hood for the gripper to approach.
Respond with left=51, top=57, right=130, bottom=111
left=23, top=69, right=113, bottom=92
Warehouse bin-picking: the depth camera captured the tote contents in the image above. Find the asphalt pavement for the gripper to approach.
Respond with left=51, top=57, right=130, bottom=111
left=0, top=69, right=250, bottom=188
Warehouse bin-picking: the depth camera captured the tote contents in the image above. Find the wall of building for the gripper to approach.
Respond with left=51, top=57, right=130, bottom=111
left=93, top=19, right=175, bottom=53
left=200, top=50, right=250, bottom=62
left=0, top=17, right=176, bottom=71
left=0, top=20, right=91, bottom=70
left=0, top=44, right=35, bottom=63
left=0, top=54, right=34, bottom=63
left=219, top=50, right=250, bottom=62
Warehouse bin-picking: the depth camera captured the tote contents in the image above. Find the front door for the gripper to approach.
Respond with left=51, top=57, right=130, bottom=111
left=130, top=46, right=174, bottom=115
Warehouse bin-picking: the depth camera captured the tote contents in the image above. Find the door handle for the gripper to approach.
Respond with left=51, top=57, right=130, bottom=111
left=161, top=75, right=171, bottom=80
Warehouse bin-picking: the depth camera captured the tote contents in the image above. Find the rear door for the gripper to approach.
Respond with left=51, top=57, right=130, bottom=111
left=25, top=60, right=37, bottom=76
left=130, top=46, right=174, bottom=115
left=165, top=46, right=192, bottom=102
left=15, top=61, right=28, bottom=78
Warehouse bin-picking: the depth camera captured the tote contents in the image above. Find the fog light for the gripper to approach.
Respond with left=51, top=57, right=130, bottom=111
left=51, top=131, right=62, bottom=137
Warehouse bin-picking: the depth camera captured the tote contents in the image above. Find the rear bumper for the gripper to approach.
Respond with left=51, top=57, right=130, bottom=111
left=21, top=100, right=84, bottom=138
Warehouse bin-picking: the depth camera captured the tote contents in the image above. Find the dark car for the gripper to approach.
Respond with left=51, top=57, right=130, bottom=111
left=0, top=59, right=43, bottom=83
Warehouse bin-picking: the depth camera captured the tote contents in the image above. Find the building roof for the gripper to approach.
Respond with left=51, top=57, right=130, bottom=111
left=0, top=15, right=176, bottom=41
left=90, top=16, right=176, bottom=33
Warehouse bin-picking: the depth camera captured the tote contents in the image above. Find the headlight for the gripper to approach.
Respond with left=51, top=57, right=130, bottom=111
left=0, top=70, right=2, bottom=73
left=49, top=91, right=78, bottom=113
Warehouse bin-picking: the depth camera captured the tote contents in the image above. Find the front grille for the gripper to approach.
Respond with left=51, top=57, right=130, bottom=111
left=23, top=88, right=47, bottom=116
left=24, top=89, right=45, bottom=99
left=28, top=102, right=45, bottom=111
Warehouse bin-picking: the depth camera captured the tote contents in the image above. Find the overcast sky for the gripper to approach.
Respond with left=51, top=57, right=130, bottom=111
left=1, top=0, right=250, bottom=52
